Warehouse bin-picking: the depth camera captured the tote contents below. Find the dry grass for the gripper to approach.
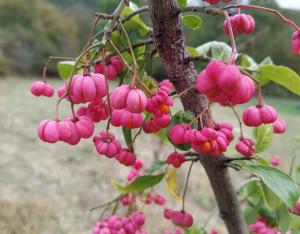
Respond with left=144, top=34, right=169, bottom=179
left=0, top=77, right=299, bottom=233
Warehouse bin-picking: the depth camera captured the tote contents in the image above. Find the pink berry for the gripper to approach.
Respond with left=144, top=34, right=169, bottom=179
left=58, top=119, right=81, bottom=145
left=110, top=56, right=124, bottom=73
left=154, top=194, right=166, bottom=205
left=217, top=64, right=241, bottom=94
left=291, top=31, right=300, bottom=55
left=168, top=124, right=189, bottom=145
left=131, top=212, right=145, bottom=226
left=126, top=88, right=147, bottom=113
left=224, top=14, right=255, bottom=35
left=30, top=81, right=46, bottom=96
left=235, top=138, right=256, bottom=157
left=38, top=119, right=60, bottom=143
left=259, top=105, right=277, bottom=124
left=116, top=148, right=137, bottom=166
left=134, top=160, right=143, bottom=170
left=159, top=79, right=173, bottom=94
left=242, top=106, right=262, bottom=127
left=230, top=75, right=255, bottom=105
left=270, top=156, right=281, bottom=166
left=110, top=85, right=130, bottom=110
left=211, top=229, right=219, bottom=234
left=170, top=211, right=185, bottom=226
left=74, top=116, right=94, bottom=138
left=163, top=208, right=173, bottom=220
left=181, top=212, right=193, bottom=227
left=272, top=118, right=287, bottom=134
left=121, top=194, right=133, bottom=206
left=120, top=110, right=143, bottom=129
left=106, top=64, right=117, bottom=80
left=166, top=152, right=186, bottom=168
left=93, top=131, right=121, bottom=158
left=44, top=84, right=55, bottom=97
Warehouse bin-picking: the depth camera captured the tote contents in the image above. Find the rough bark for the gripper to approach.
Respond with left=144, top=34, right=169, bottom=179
left=147, top=1, right=248, bottom=233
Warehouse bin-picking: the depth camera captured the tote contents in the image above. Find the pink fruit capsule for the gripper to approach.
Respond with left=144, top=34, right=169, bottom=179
left=105, top=64, right=117, bottom=80
left=38, top=119, right=60, bottom=143
left=217, top=64, right=241, bottom=94
left=120, top=110, right=143, bottom=129
left=168, top=124, right=189, bottom=145
left=126, top=88, right=148, bottom=113
left=74, top=116, right=94, bottom=138
left=116, top=148, right=137, bottom=166
left=93, top=131, right=121, bottom=158
left=43, top=84, right=55, bottom=97
left=166, top=152, right=186, bottom=168
left=235, top=138, right=256, bottom=157
left=110, top=85, right=130, bottom=110
left=30, top=81, right=46, bottom=96
left=259, top=105, right=277, bottom=124
left=272, top=118, right=287, bottom=134
left=242, top=106, right=262, bottom=127
left=270, top=156, right=281, bottom=166
left=110, top=56, right=124, bottom=74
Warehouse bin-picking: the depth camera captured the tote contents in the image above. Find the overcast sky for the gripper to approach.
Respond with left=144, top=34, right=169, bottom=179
left=276, top=0, right=300, bottom=10
left=189, top=0, right=300, bottom=10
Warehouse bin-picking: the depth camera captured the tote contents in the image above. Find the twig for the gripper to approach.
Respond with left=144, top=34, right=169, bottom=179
left=182, top=161, right=194, bottom=211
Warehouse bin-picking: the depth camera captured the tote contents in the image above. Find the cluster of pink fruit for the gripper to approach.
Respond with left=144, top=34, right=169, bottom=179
left=204, top=0, right=232, bottom=5
left=92, top=212, right=147, bottom=234
left=168, top=122, right=234, bottom=157
left=30, top=81, right=54, bottom=97
left=38, top=116, right=94, bottom=144
left=164, top=208, right=193, bottom=228
left=224, top=13, right=255, bottom=35
left=94, top=56, right=124, bottom=80
left=249, top=219, right=290, bottom=234
left=197, top=61, right=255, bottom=106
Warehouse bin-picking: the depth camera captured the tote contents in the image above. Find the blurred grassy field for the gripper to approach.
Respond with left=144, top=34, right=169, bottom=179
left=0, top=77, right=300, bottom=234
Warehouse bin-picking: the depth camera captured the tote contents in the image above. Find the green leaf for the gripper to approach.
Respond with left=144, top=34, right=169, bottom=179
left=277, top=204, right=290, bottom=234
left=196, top=41, right=232, bottom=63
left=259, top=56, right=274, bottom=66
left=121, top=6, right=150, bottom=36
left=262, top=182, right=282, bottom=209
left=253, top=124, right=274, bottom=153
left=57, top=61, right=75, bottom=80
left=240, top=54, right=258, bottom=70
left=245, top=165, right=300, bottom=208
left=182, top=15, right=203, bottom=30
left=122, top=127, right=132, bottom=148
left=148, top=160, right=166, bottom=174
left=290, top=215, right=300, bottom=231
left=255, top=65, right=300, bottom=96
left=177, top=0, right=187, bottom=8
left=112, top=173, right=165, bottom=193
left=187, top=47, right=201, bottom=56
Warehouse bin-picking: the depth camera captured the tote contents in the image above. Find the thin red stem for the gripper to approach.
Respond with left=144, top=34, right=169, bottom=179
left=223, top=10, right=237, bottom=64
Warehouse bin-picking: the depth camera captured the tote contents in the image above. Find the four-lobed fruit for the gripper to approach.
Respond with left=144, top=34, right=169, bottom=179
left=94, top=56, right=124, bottom=80
left=272, top=118, right=287, bottom=134
left=243, top=105, right=277, bottom=127
left=166, top=152, right=186, bottom=168
left=235, top=138, right=256, bottom=157
left=224, top=14, right=255, bottom=35
left=197, top=61, right=255, bottom=106
left=30, top=81, right=54, bottom=97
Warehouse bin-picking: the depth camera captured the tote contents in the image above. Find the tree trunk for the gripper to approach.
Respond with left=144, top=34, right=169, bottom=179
left=147, top=1, right=248, bottom=233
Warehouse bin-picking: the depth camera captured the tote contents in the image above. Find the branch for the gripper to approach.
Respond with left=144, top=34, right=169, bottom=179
left=181, top=6, right=225, bottom=16
left=147, top=1, right=248, bottom=233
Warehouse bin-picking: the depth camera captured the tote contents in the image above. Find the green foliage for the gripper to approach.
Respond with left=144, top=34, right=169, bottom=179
left=57, top=61, right=75, bottom=80
left=196, top=41, right=232, bottom=63
left=182, top=15, right=203, bottom=30
left=112, top=173, right=165, bottom=193
left=245, top=165, right=299, bottom=208
left=177, top=0, right=187, bottom=8
left=256, top=65, right=300, bottom=96
left=122, top=127, right=133, bottom=148
left=253, top=124, right=274, bottom=153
